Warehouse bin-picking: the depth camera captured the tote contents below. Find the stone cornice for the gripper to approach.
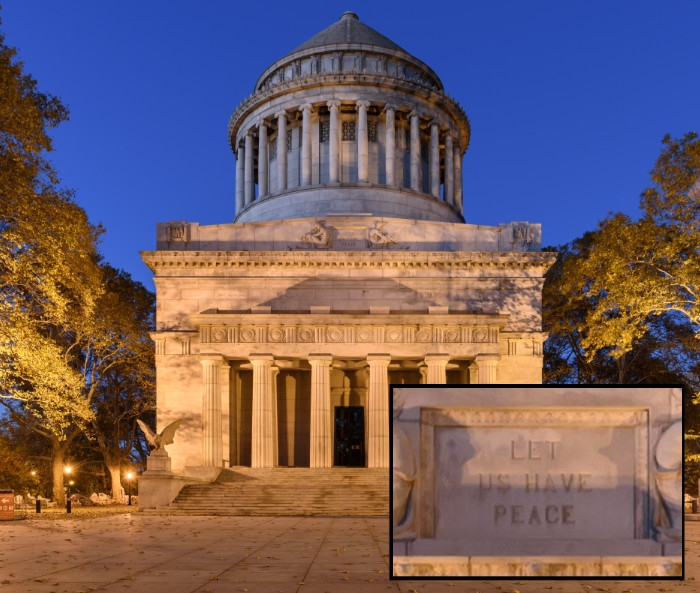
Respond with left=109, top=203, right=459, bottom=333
left=228, top=71, right=469, bottom=152
left=141, top=250, right=557, bottom=274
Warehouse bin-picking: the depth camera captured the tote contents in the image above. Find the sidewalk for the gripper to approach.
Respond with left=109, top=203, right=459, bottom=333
left=0, top=515, right=696, bottom=592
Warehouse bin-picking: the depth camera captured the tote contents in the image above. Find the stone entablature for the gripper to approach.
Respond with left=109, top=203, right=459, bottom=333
left=254, top=44, right=444, bottom=94
left=149, top=219, right=546, bottom=254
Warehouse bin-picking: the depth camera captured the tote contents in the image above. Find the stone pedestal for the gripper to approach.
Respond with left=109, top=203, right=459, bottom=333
left=146, top=449, right=172, bottom=472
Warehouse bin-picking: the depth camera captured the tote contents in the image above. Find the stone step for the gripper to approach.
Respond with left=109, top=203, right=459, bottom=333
left=162, top=467, right=390, bottom=516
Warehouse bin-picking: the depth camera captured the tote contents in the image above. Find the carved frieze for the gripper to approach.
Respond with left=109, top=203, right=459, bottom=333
left=198, top=323, right=500, bottom=345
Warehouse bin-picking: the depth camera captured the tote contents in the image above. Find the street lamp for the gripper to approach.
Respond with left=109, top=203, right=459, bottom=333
left=126, top=472, right=133, bottom=506
left=64, top=466, right=72, bottom=513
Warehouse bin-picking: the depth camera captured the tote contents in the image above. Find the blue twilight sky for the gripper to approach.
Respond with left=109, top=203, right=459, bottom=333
left=2, top=1, right=698, bottom=292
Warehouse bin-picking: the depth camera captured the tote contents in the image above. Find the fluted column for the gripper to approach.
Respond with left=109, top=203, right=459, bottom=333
left=327, top=100, right=340, bottom=183
left=474, top=354, right=500, bottom=384
left=276, top=111, right=288, bottom=192
left=444, top=133, right=454, bottom=205
left=250, top=354, right=275, bottom=468
left=384, top=104, right=396, bottom=186
left=357, top=100, right=370, bottom=182
left=258, top=121, right=268, bottom=197
left=409, top=110, right=421, bottom=191
left=367, top=354, right=391, bottom=468
left=300, top=103, right=312, bottom=186
left=429, top=122, right=440, bottom=198
left=271, top=366, right=280, bottom=467
left=244, top=129, right=254, bottom=205
left=309, top=354, right=333, bottom=468
left=424, top=354, right=449, bottom=384
left=454, top=143, right=463, bottom=213
left=235, top=144, right=245, bottom=215
left=200, top=356, right=224, bottom=467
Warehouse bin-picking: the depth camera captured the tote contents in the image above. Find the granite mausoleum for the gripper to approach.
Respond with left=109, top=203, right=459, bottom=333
left=139, top=12, right=556, bottom=513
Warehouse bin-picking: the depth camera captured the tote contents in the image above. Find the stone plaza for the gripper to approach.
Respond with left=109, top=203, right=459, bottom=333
left=0, top=515, right=696, bottom=592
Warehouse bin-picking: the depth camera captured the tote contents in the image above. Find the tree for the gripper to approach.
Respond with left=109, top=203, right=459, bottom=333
left=88, top=266, right=155, bottom=501
left=571, top=132, right=699, bottom=359
left=543, top=132, right=700, bottom=494
left=0, top=15, right=103, bottom=504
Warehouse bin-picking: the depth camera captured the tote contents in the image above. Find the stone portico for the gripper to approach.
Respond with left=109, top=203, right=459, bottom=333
left=139, top=12, right=556, bottom=503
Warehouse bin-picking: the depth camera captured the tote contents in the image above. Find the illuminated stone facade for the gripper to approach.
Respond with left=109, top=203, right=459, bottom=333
left=141, top=12, right=556, bottom=478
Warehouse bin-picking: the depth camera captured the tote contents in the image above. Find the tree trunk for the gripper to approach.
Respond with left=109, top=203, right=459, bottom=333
left=51, top=441, right=66, bottom=506
left=107, top=462, right=123, bottom=502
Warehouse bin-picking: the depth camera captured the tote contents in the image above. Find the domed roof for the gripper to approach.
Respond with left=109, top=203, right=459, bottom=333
left=287, top=11, right=407, bottom=55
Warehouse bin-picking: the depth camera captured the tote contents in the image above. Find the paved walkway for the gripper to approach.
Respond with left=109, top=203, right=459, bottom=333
left=0, top=515, right=697, bottom=592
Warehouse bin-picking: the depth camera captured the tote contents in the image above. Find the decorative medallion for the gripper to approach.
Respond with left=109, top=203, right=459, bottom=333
left=240, top=328, right=256, bottom=343
left=327, top=328, right=344, bottom=342
left=473, top=329, right=488, bottom=343
left=444, top=329, right=460, bottom=342
left=357, top=328, right=373, bottom=342
left=268, top=328, right=285, bottom=342
left=298, top=328, right=314, bottom=343
left=211, top=328, right=227, bottom=343
left=386, top=328, right=402, bottom=342
left=416, top=328, right=432, bottom=342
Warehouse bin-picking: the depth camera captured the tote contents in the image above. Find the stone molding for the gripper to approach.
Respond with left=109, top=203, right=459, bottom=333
left=419, top=406, right=651, bottom=540
left=142, top=250, right=556, bottom=272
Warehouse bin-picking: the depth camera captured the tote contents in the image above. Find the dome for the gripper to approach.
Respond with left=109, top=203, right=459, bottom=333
left=289, top=12, right=406, bottom=55
left=228, top=13, right=471, bottom=225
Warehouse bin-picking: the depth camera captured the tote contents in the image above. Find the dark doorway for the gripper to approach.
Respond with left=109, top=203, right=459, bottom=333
left=334, top=406, right=365, bottom=467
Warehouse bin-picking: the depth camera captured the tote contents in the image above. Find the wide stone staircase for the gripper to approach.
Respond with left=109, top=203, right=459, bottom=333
left=149, top=467, right=390, bottom=516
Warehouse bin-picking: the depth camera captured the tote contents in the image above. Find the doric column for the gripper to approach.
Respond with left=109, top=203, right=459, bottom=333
left=200, top=356, right=225, bottom=467
left=424, top=354, right=449, bottom=384
left=250, top=354, right=275, bottom=468
left=384, top=104, right=397, bottom=186
left=300, top=103, right=312, bottom=186
left=430, top=122, right=440, bottom=198
left=367, top=354, right=391, bottom=468
left=327, top=100, right=340, bottom=183
left=276, top=111, right=288, bottom=192
left=444, top=133, right=454, bottom=205
left=309, top=354, right=333, bottom=468
left=235, top=144, right=245, bottom=215
left=409, top=110, right=421, bottom=191
left=454, top=143, right=463, bottom=213
left=357, top=100, right=370, bottom=183
left=244, top=129, right=254, bottom=205
left=258, top=121, right=268, bottom=197
left=474, top=354, right=500, bottom=384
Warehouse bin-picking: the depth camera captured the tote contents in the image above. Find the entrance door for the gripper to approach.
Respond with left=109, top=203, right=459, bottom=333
left=334, top=406, right=365, bottom=467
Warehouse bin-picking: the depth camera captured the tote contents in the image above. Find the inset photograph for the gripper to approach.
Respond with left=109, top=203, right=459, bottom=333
left=391, top=385, right=683, bottom=579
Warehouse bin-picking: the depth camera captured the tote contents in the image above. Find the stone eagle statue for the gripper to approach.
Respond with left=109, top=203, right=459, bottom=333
left=137, top=419, right=182, bottom=452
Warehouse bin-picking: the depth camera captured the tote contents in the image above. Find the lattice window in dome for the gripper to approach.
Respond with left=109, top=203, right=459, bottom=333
left=404, top=128, right=411, bottom=153
left=368, top=119, right=378, bottom=143
left=287, top=130, right=292, bottom=152
left=342, top=121, right=356, bottom=141
left=319, top=121, right=330, bottom=143
left=270, top=142, right=277, bottom=160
